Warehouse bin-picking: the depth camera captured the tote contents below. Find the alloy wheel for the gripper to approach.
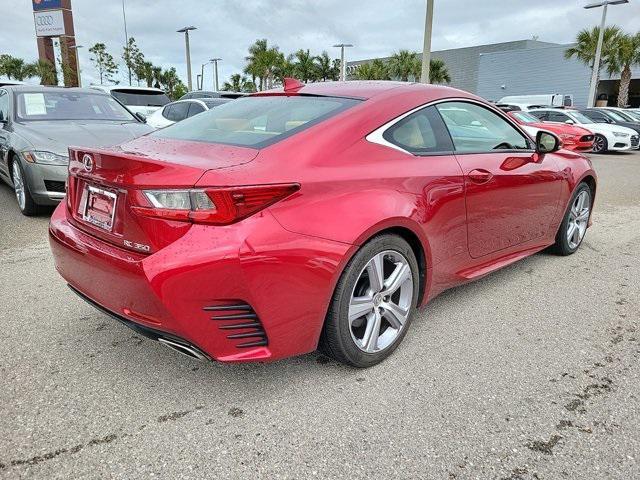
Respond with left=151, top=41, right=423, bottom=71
left=349, top=250, right=413, bottom=353
left=592, top=135, right=605, bottom=153
left=12, top=162, right=26, bottom=211
left=567, top=190, right=590, bottom=249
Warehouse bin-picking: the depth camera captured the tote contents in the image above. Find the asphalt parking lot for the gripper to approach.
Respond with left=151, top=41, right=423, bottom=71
left=0, top=152, right=638, bottom=479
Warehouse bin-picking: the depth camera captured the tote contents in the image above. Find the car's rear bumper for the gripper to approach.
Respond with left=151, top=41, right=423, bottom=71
left=49, top=203, right=353, bottom=363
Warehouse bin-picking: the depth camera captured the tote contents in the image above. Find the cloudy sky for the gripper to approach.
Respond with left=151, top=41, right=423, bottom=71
left=1, top=0, right=639, bottom=87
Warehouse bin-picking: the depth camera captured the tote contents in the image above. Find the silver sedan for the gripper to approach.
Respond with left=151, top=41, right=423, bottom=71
left=0, top=86, right=153, bottom=215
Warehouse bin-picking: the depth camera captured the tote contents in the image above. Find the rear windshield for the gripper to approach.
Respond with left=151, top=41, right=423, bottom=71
left=111, top=89, right=170, bottom=107
left=15, top=91, right=136, bottom=122
left=152, top=95, right=360, bottom=148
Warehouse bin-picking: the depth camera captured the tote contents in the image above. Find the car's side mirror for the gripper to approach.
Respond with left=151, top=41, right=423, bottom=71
left=536, top=130, right=561, bottom=154
left=135, top=112, right=147, bottom=123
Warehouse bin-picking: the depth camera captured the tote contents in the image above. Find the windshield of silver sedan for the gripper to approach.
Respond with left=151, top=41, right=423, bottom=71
left=15, top=91, right=136, bottom=122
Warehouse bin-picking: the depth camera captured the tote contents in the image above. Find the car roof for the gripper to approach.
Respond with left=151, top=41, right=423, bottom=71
left=256, top=81, right=473, bottom=101
left=2, top=85, right=110, bottom=95
left=90, top=85, right=165, bottom=93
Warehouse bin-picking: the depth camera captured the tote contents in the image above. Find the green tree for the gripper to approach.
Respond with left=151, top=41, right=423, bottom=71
left=222, top=73, right=256, bottom=92
left=355, top=59, right=390, bottom=80
left=331, top=59, right=341, bottom=80
left=315, top=51, right=337, bottom=81
left=88, top=43, right=118, bottom=84
left=388, top=49, right=420, bottom=82
left=151, top=65, right=163, bottom=89
left=27, top=59, right=57, bottom=85
left=172, top=82, right=188, bottom=100
left=122, top=37, right=142, bottom=86
left=605, top=32, right=640, bottom=107
left=427, top=58, right=451, bottom=84
left=244, top=39, right=285, bottom=90
left=292, top=49, right=317, bottom=82
left=565, top=26, right=621, bottom=93
left=0, top=55, right=32, bottom=81
left=136, top=61, right=154, bottom=87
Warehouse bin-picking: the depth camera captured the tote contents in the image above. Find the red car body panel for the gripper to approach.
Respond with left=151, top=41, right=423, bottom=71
left=49, top=82, right=597, bottom=363
left=506, top=111, right=595, bottom=152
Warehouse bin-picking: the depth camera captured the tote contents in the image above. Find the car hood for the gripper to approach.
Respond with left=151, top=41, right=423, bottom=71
left=15, top=120, right=154, bottom=156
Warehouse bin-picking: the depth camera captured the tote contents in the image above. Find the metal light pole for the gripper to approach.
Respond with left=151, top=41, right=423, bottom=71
left=199, top=62, right=209, bottom=90
left=333, top=44, right=353, bottom=81
left=70, top=45, right=83, bottom=87
left=177, top=26, right=197, bottom=91
left=122, top=0, right=131, bottom=85
left=584, top=0, right=629, bottom=107
left=210, top=58, right=222, bottom=91
left=420, top=0, right=434, bottom=83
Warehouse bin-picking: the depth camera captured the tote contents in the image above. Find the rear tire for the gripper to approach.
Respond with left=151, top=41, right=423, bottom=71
left=591, top=134, right=607, bottom=154
left=551, top=182, right=592, bottom=256
left=319, top=234, right=419, bottom=367
left=11, top=157, right=40, bottom=216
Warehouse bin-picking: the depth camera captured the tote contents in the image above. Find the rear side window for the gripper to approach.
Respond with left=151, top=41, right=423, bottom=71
left=166, top=102, right=189, bottom=122
left=529, top=111, right=548, bottom=121
left=437, top=101, right=530, bottom=153
left=187, top=102, right=205, bottom=117
left=548, top=112, right=570, bottom=123
left=153, top=96, right=360, bottom=148
left=383, top=106, right=453, bottom=154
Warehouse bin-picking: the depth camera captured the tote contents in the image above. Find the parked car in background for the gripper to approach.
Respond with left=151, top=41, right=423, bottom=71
left=0, top=80, right=24, bottom=87
left=580, top=108, right=640, bottom=138
left=89, top=85, right=170, bottom=118
left=597, top=107, right=640, bottom=123
left=146, top=98, right=231, bottom=129
left=529, top=108, right=639, bottom=153
left=0, top=86, right=153, bottom=215
left=506, top=110, right=594, bottom=152
left=49, top=81, right=596, bottom=368
left=498, top=94, right=574, bottom=111
left=179, top=90, right=246, bottom=100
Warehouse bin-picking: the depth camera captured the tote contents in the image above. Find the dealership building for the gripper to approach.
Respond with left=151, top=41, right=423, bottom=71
left=346, top=39, right=640, bottom=107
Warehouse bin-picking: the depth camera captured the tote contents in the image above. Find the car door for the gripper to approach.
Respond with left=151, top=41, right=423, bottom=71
left=0, top=89, right=10, bottom=179
left=436, top=101, right=563, bottom=259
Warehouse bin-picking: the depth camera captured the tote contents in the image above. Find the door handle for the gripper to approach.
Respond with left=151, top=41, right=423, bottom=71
left=468, top=169, right=493, bottom=184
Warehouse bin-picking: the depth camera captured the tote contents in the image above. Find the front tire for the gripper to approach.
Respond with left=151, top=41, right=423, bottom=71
left=11, top=158, right=40, bottom=216
left=319, top=234, right=419, bottom=367
left=592, top=134, right=608, bottom=154
left=551, top=183, right=592, bottom=256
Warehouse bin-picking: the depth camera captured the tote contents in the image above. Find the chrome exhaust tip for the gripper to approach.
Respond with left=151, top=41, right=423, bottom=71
left=158, top=338, right=208, bottom=361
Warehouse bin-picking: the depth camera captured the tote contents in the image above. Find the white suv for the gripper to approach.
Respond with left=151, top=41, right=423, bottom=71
left=89, top=85, right=171, bottom=117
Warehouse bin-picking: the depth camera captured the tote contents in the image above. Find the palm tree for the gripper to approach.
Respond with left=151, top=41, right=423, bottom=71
left=244, top=39, right=268, bottom=89
left=151, top=66, right=163, bottom=89
left=222, top=73, right=256, bottom=92
left=565, top=26, right=622, bottom=92
left=0, top=55, right=33, bottom=81
left=315, top=51, right=335, bottom=81
left=388, top=50, right=420, bottom=82
left=428, top=58, right=451, bottom=84
left=605, top=32, right=640, bottom=107
left=28, top=59, right=57, bottom=85
left=292, top=49, right=317, bottom=82
left=355, top=59, right=390, bottom=80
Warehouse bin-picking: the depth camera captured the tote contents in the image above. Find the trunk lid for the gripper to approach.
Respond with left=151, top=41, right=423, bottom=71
left=66, top=137, right=259, bottom=253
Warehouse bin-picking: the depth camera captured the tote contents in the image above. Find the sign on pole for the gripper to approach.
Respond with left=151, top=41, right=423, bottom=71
left=34, top=10, right=65, bottom=37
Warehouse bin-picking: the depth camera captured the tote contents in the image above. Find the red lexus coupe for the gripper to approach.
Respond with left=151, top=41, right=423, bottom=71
left=49, top=80, right=597, bottom=367
left=506, top=110, right=595, bottom=152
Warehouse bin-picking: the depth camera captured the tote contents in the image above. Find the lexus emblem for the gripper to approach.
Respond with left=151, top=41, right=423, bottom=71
left=82, top=154, right=94, bottom=173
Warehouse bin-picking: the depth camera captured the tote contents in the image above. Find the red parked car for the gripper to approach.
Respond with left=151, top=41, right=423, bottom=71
left=49, top=81, right=597, bottom=367
left=506, top=110, right=595, bottom=152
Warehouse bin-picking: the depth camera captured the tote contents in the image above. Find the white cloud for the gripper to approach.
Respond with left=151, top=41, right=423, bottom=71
left=1, top=0, right=639, bottom=86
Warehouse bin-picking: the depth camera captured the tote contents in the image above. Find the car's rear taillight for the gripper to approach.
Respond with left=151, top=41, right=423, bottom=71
left=130, top=184, right=300, bottom=225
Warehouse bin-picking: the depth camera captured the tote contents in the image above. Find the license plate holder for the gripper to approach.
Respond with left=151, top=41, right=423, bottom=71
left=82, top=185, right=117, bottom=231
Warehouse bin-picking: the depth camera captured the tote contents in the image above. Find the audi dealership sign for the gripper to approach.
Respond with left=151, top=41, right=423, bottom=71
left=34, top=9, right=65, bottom=37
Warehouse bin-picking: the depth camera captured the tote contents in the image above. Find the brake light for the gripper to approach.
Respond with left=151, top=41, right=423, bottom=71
left=131, top=184, right=300, bottom=225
